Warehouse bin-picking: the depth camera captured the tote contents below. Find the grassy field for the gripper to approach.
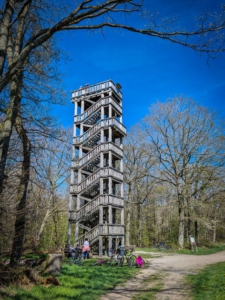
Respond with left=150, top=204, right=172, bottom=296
left=1, top=245, right=225, bottom=300
left=187, top=262, right=225, bottom=300
left=175, top=244, right=225, bottom=255
left=0, top=259, right=140, bottom=300
left=136, top=244, right=225, bottom=255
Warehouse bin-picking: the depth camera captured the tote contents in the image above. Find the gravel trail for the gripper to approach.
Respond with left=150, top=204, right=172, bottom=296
left=99, top=250, right=225, bottom=300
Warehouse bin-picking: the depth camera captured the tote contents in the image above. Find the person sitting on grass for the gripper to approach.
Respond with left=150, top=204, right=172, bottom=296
left=136, top=256, right=144, bottom=268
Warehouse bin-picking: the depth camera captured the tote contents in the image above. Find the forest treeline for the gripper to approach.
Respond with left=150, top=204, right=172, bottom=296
left=1, top=96, right=225, bottom=260
left=124, top=97, right=225, bottom=249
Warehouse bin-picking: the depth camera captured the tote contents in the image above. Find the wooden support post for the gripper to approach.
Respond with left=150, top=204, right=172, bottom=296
left=75, top=222, right=79, bottom=241
left=99, top=236, right=103, bottom=256
left=108, top=205, right=112, bottom=224
left=99, top=206, right=103, bottom=224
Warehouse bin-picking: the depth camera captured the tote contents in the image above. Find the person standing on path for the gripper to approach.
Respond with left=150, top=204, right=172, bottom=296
left=84, top=238, right=89, bottom=246
left=82, top=238, right=90, bottom=259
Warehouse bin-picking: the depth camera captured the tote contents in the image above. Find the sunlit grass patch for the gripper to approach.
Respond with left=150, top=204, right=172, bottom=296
left=138, top=254, right=156, bottom=259
left=136, top=244, right=225, bottom=255
left=175, top=244, right=225, bottom=255
left=187, top=262, right=225, bottom=300
left=135, top=247, right=155, bottom=252
left=1, top=260, right=140, bottom=300
left=135, top=247, right=173, bottom=253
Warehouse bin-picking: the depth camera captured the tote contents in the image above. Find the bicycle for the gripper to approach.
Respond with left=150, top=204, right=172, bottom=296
left=117, top=246, right=126, bottom=266
left=152, top=242, right=172, bottom=251
left=75, top=251, right=84, bottom=266
left=117, top=254, right=124, bottom=266
left=91, top=258, right=109, bottom=266
left=109, top=249, right=124, bottom=267
left=124, top=249, right=136, bottom=268
left=69, top=252, right=76, bottom=266
left=69, top=248, right=84, bottom=266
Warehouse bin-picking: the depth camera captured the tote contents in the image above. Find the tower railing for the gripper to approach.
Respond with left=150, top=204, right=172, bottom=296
left=75, top=224, right=125, bottom=245
left=71, top=142, right=123, bottom=169
left=74, top=97, right=122, bottom=123
left=76, top=194, right=124, bottom=221
left=70, top=167, right=123, bottom=194
left=71, top=80, right=122, bottom=99
left=73, top=118, right=126, bottom=145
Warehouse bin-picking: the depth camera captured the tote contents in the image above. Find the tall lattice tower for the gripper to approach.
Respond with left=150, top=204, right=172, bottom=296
left=68, top=80, right=126, bottom=255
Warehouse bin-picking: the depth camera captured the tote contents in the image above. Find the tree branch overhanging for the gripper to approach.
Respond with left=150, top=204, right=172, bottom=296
left=1, top=0, right=225, bottom=92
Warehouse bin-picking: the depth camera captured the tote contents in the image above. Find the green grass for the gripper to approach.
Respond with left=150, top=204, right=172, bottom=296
left=174, top=244, right=225, bottom=255
left=135, top=247, right=155, bottom=252
left=187, top=262, right=225, bottom=300
left=0, top=259, right=140, bottom=300
left=135, top=247, right=173, bottom=253
left=136, top=244, right=225, bottom=255
left=131, top=273, right=164, bottom=300
left=1, top=253, right=47, bottom=263
left=136, top=254, right=155, bottom=259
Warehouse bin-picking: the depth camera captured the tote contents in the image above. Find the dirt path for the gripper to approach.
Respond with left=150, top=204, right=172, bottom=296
left=99, top=250, right=225, bottom=300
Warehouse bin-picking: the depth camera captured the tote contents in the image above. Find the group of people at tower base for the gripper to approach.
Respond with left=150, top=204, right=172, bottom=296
left=68, top=238, right=144, bottom=268
left=69, top=238, right=90, bottom=259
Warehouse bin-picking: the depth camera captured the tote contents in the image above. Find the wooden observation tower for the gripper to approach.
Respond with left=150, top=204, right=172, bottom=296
left=68, top=80, right=126, bottom=255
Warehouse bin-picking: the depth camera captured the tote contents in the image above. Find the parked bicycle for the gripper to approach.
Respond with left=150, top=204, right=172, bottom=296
left=75, top=250, right=84, bottom=266
left=109, top=248, right=124, bottom=266
left=91, top=258, right=109, bottom=266
left=152, top=242, right=172, bottom=251
left=124, top=249, right=136, bottom=268
left=69, top=248, right=84, bottom=266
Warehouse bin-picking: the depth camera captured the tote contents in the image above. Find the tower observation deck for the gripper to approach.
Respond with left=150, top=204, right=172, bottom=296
left=68, top=80, right=126, bottom=255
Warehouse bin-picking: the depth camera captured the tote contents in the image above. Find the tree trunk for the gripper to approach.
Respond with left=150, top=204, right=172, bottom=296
left=125, top=183, right=132, bottom=246
left=125, top=200, right=131, bottom=246
left=0, top=75, right=21, bottom=195
left=178, top=198, right=185, bottom=249
left=212, top=209, right=217, bottom=243
left=37, top=190, right=55, bottom=244
left=137, top=203, right=142, bottom=247
left=0, top=0, right=30, bottom=195
left=194, top=220, right=199, bottom=245
left=153, top=205, right=157, bottom=243
left=187, top=210, right=191, bottom=243
left=212, top=224, right=216, bottom=243
left=10, top=113, right=31, bottom=264
left=53, top=211, right=59, bottom=249
left=37, top=208, right=51, bottom=242
left=0, top=0, right=15, bottom=75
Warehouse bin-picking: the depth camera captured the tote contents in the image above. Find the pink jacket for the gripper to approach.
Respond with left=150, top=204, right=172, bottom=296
left=82, top=245, right=90, bottom=252
left=136, top=256, right=143, bottom=268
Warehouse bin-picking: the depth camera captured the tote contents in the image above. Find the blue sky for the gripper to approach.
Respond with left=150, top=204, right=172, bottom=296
left=53, top=0, right=225, bottom=131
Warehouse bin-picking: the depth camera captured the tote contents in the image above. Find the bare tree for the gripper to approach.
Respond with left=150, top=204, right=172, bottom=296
left=1, top=0, right=225, bottom=92
left=1, top=0, right=225, bottom=195
left=10, top=112, right=31, bottom=264
left=124, top=125, right=155, bottom=246
left=0, top=0, right=225, bottom=257
left=33, top=129, right=71, bottom=249
left=143, top=96, right=225, bottom=248
left=5, top=55, right=64, bottom=262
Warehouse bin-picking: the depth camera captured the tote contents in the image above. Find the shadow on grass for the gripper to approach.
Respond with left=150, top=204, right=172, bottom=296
left=0, top=262, right=140, bottom=300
